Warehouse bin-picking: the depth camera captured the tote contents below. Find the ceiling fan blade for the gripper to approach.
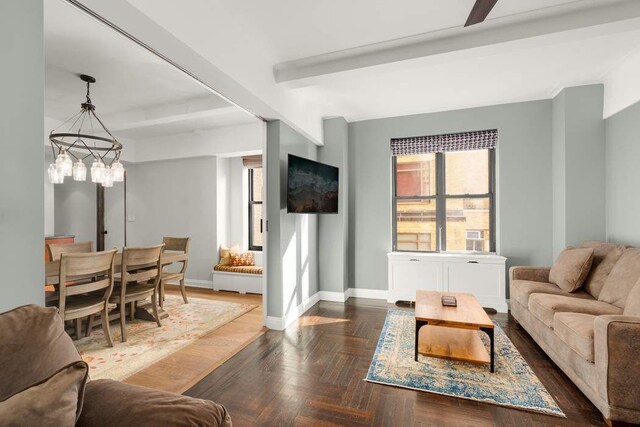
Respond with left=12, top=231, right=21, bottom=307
left=464, top=0, right=498, bottom=27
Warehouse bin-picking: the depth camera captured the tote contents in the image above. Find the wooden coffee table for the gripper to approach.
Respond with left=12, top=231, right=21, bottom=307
left=414, top=291, right=495, bottom=372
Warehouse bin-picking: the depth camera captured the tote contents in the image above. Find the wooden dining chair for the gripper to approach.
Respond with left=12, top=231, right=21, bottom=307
left=160, top=237, right=191, bottom=307
left=57, top=249, right=117, bottom=347
left=48, top=241, right=93, bottom=261
left=110, top=244, right=164, bottom=342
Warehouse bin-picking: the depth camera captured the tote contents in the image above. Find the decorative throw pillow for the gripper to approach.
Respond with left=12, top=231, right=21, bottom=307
left=0, top=361, right=88, bottom=426
left=219, top=244, right=240, bottom=266
left=549, top=247, right=594, bottom=292
left=229, top=252, right=255, bottom=267
left=0, top=305, right=85, bottom=415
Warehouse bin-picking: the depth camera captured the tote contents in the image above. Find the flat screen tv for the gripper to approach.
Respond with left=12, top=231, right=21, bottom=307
left=287, top=154, right=339, bottom=214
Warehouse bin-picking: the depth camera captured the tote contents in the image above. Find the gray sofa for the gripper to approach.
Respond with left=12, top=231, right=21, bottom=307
left=510, top=241, right=640, bottom=425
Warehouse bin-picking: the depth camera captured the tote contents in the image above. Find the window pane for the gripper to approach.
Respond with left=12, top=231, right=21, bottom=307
left=251, top=168, right=263, bottom=202
left=445, top=150, right=489, bottom=195
left=396, top=199, right=436, bottom=251
left=250, top=203, right=263, bottom=248
left=446, top=198, right=490, bottom=252
left=396, top=154, right=436, bottom=197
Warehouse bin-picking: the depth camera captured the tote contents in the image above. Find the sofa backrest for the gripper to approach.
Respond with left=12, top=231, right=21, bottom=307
left=625, top=281, right=640, bottom=316
left=599, top=247, right=640, bottom=309
left=580, top=241, right=626, bottom=299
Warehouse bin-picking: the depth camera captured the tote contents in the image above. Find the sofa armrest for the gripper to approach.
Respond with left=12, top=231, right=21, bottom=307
left=77, top=379, right=232, bottom=427
left=595, top=315, right=640, bottom=419
left=509, top=266, right=551, bottom=283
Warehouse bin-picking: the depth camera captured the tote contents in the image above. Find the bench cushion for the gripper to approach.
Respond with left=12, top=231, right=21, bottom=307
left=528, top=293, right=622, bottom=328
left=553, top=313, right=596, bottom=362
left=214, top=265, right=263, bottom=275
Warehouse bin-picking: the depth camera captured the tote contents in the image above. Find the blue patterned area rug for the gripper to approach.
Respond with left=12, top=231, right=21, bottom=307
left=365, top=310, right=565, bottom=417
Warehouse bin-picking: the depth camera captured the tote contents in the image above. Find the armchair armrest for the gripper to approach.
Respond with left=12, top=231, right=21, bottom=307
left=595, top=315, right=640, bottom=420
left=509, top=266, right=551, bottom=283
left=77, top=379, right=231, bottom=427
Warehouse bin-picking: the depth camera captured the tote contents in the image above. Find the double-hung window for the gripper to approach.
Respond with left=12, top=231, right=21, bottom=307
left=245, top=156, right=263, bottom=251
left=392, top=129, right=496, bottom=253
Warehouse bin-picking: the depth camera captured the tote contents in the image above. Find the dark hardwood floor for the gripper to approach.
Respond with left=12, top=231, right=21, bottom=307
left=186, top=298, right=605, bottom=426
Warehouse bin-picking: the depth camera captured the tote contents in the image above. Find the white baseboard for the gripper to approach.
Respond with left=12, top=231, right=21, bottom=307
left=182, top=279, right=213, bottom=289
left=266, top=292, right=321, bottom=331
left=265, top=316, right=284, bottom=330
left=318, top=290, right=348, bottom=302
left=265, top=288, right=388, bottom=331
left=346, top=288, right=388, bottom=300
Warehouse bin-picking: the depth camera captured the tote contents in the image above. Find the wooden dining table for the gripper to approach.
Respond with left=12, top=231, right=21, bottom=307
left=44, top=251, right=187, bottom=285
left=44, top=250, right=188, bottom=321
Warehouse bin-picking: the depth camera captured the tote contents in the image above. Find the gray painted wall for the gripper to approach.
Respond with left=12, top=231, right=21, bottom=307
left=318, top=117, right=349, bottom=293
left=605, top=99, right=640, bottom=245
left=53, top=176, right=125, bottom=250
left=348, top=100, right=554, bottom=292
left=54, top=180, right=97, bottom=244
left=266, top=121, right=319, bottom=318
left=552, top=91, right=567, bottom=258
left=0, top=0, right=44, bottom=311
left=126, top=157, right=217, bottom=282
left=552, top=85, right=606, bottom=257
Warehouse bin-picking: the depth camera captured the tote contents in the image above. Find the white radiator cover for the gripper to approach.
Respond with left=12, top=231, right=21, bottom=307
left=387, top=252, right=508, bottom=313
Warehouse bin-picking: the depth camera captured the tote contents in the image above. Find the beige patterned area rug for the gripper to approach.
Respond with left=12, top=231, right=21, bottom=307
left=75, top=295, right=257, bottom=381
left=366, top=310, right=565, bottom=417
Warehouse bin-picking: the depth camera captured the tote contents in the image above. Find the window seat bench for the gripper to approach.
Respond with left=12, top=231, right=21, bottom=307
left=212, top=264, right=262, bottom=294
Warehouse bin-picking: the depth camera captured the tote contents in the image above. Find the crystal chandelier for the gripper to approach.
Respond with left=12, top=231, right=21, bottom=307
left=49, top=74, right=124, bottom=186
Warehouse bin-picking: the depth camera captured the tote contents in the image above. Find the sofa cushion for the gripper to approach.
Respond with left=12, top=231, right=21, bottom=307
left=599, top=247, right=640, bottom=309
left=624, top=281, right=640, bottom=316
left=77, top=379, right=232, bottom=427
left=581, top=241, right=626, bottom=299
left=0, top=361, right=88, bottom=426
left=511, top=280, right=592, bottom=308
left=0, top=305, right=83, bottom=415
left=528, top=293, right=622, bottom=328
left=553, top=313, right=596, bottom=362
left=549, top=247, right=594, bottom=292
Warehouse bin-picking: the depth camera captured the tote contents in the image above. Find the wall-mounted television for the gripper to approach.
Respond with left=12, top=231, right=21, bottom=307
left=287, top=154, right=339, bottom=214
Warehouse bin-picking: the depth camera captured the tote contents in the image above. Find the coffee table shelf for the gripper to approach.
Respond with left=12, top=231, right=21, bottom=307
left=418, top=326, right=490, bottom=364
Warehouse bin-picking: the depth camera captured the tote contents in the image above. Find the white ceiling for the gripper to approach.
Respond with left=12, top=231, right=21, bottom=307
left=45, top=0, right=257, bottom=140
left=119, top=0, right=640, bottom=134
left=199, top=0, right=582, bottom=62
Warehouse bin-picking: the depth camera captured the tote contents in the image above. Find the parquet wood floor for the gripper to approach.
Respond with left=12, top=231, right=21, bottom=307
left=186, top=298, right=606, bottom=426
left=123, top=286, right=265, bottom=394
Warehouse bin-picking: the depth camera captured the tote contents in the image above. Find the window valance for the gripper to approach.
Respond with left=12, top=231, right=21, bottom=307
left=390, top=129, right=497, bottom=156
left=242, top=155, right=262, bottom=168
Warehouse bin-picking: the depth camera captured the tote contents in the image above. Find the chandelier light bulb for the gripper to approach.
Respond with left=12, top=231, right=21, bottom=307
left=111, top=160, right=125, bottom=182
left=72, top=160, right=87, bottom=181
left=102, top=166, right=114, bottom=188
left=91, top=159, right=105, bottom=183
left=47, top=164, right=64, bottom=184
left=55, top=150, right=73, bottom=177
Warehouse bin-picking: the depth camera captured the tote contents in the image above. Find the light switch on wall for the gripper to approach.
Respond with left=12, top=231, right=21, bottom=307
left=127, top=214, right=136, bottom=222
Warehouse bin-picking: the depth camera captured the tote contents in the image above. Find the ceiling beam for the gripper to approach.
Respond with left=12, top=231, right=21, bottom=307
left=274, top=0, right=640, bottom=84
